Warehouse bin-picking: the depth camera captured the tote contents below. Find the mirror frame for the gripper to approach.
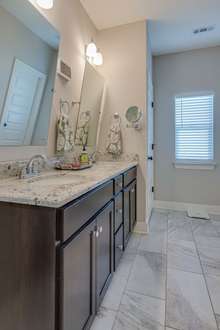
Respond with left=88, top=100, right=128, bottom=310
left=74, top=61, right=105, bottom=151
left=0, top=0, right=60, bottom=157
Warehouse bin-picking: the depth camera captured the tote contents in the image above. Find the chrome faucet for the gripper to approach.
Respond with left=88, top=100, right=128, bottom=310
left=20, top=154, right=48, bottom=179
left=90, top=151, right=96, bottom=163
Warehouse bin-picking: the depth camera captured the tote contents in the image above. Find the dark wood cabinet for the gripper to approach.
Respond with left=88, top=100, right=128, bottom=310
left=124, top=187, right=131, bottom=247
left=114, top=192, right=123, bottom=233
left=123, top=179, right=137, bottom=248
left=59, top=221, right=96, bottom=330
left=0, top=203, right=56, bottom=330
left=130, top=181, right=137, bottom=230
left=0, top=166, right=137, bottom=330
left=96, top=202, right=114, bottom=307
left=114, top=225, right=123, bottom=270
left=58, top=201, right=114, bottom=330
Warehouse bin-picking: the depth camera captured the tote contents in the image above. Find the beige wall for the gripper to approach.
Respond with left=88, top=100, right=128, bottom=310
left=0, top=0, right=97, bottom=160
left=96, top=21, right=148, bottom=225
left=154, top=46, right=220, bottom=206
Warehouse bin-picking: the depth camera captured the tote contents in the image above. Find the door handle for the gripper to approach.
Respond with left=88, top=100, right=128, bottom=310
left=148, top=156, right=153, bottom=161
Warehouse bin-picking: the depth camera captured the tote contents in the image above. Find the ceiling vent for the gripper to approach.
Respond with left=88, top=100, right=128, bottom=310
left=193, top=25, right=215, bottom=34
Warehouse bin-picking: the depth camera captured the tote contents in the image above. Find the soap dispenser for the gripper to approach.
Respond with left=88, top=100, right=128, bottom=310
left=80, top=145, right=89, bottom=165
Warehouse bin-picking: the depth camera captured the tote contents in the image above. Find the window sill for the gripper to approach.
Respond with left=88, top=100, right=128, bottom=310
left=173, top=161, right=216, bottom=170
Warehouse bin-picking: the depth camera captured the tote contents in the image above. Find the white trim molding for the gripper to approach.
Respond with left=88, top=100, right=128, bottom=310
left=134, top=221, right=149, bottom=234
left=173, top=161, right=216, bottom=170
left=154, top=200, right=220, bottom=215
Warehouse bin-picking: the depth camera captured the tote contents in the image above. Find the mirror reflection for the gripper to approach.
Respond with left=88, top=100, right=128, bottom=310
left=0, top=0, right=59, bottom=146
left=75, top=63, right=105, bottom=148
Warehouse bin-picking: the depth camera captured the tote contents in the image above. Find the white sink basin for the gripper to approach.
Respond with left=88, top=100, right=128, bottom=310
left=24, top=172, right=91, bottom=186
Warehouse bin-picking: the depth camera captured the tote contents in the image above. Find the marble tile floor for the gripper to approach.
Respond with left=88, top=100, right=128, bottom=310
left=91, top=209, right=220, bottom=330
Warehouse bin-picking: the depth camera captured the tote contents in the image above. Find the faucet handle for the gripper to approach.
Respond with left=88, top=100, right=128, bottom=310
left=19, top=166, right=29, bottom=179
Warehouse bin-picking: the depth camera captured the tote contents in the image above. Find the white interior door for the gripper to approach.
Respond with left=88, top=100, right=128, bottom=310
left=0, top=59, right=46, bottom=145
left=147, top=77, right=154, bottom=220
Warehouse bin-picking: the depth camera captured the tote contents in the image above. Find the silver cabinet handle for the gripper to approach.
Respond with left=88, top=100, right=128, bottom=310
left=94, top=230, right=99, bottom=238
left=99, top=226, right=103, bottom=233
left=117, top=245, right=123, bottom=251
left=131, top=189, right=135, bottom=193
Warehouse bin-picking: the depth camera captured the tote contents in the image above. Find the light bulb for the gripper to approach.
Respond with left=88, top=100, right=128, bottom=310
left=93, top=51, right=103, bottom=66
left=86, top=42, right=97, bottom=58
left=36, top=0, right=53, bottom=9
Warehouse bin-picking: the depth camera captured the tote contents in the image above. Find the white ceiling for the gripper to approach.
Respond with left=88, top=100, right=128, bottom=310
left=80, top=0, right=220, bottom=55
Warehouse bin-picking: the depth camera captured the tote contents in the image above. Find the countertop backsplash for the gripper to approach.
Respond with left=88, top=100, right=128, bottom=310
left=0, top=153, right=139, bottom=179
left=96, top=151, right=139, bottom=163
left=0, top=157, right=60, bottom=179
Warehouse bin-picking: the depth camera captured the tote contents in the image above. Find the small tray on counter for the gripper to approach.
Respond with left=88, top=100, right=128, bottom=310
left=55, top=162, right=93, bottom=171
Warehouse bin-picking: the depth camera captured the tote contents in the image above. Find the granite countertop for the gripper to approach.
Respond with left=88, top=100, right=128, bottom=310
left=0, top=161, right=137, bottom=208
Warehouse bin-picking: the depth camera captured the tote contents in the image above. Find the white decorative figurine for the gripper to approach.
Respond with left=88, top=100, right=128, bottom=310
left=106, top=113, right=122, bottom=156
left=75, top=111, right=91, bottom=146
left=56, top=100, right=74, bottom=153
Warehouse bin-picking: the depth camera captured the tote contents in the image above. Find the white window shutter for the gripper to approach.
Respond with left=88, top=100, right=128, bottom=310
left=175, top=94, right=214, bottom=161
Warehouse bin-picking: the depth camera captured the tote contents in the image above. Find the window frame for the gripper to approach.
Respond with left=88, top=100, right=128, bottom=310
left=173, top=91, right=215, bottom=169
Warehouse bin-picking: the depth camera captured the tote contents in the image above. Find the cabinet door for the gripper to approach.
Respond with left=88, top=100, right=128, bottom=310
left=114, top=192, right=123, bottom=233
left=130, top=181, right=137, bottom=230
left=0, top=205, right=56, bottom=330
left=114, top=225, right=123, bottom=270
left=124, top=187, right=131, bottom=247
left=96, top=202, right=114, bottom=307
left=60, top=221, right=96, bottom=330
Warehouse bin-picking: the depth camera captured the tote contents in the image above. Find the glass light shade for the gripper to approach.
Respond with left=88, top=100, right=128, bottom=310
left=86, top=42, right=97, bottom=58
left=93, top=51, right=103, bottom=66
left=36, top=0, right=53, bottom=9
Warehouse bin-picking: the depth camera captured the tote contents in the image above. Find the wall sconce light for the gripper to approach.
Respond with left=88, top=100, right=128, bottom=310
left=86, top=41, right=103, bottom=66
left=86, top=41, right=97, bottom=58
left=36, top=0, right=54, bottom=9
left=93, top=50, right=103, bottom=66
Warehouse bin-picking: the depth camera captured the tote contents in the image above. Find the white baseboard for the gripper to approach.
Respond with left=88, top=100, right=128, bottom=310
left=133, top=221, right=149, bottom=234
left=154, top=200, right=220, bottom=215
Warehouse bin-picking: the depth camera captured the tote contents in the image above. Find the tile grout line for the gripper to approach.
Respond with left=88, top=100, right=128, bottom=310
left=164, top=211, right=169, bottom=329
left=166, top=325, right=181, bottom=330
left=166, top=266, right=202, bottom=276
left=125, top=288, right=166, bottom=302
left=190, top=218, right=220, bottom=330
left=112, top=218, right=167, bottom=329
left=108, top=211, right=177, bottom=330
left=111, top=239, right=141, bottom=329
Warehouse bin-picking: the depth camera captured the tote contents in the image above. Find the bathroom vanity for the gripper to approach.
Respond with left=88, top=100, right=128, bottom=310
left=0, top=162, right=137, bottom=330
left=0, top=3, right=137, bottom=330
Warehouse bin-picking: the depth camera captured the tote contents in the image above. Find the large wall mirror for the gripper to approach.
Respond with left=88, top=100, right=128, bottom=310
left=0, top=0, right=60, bottom=146
left=75, top=62, right=105, bottom=150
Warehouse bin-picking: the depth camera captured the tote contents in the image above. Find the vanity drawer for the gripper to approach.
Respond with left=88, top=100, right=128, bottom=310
left=114, top=175, right=123, bottom=195
left=114, top=225, right=123, bottom=270
left=59, top=181, right=114, bottom=241
left=123, top=167, right=137, bottom=187
left=114, top=193, right=123, bottom=233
